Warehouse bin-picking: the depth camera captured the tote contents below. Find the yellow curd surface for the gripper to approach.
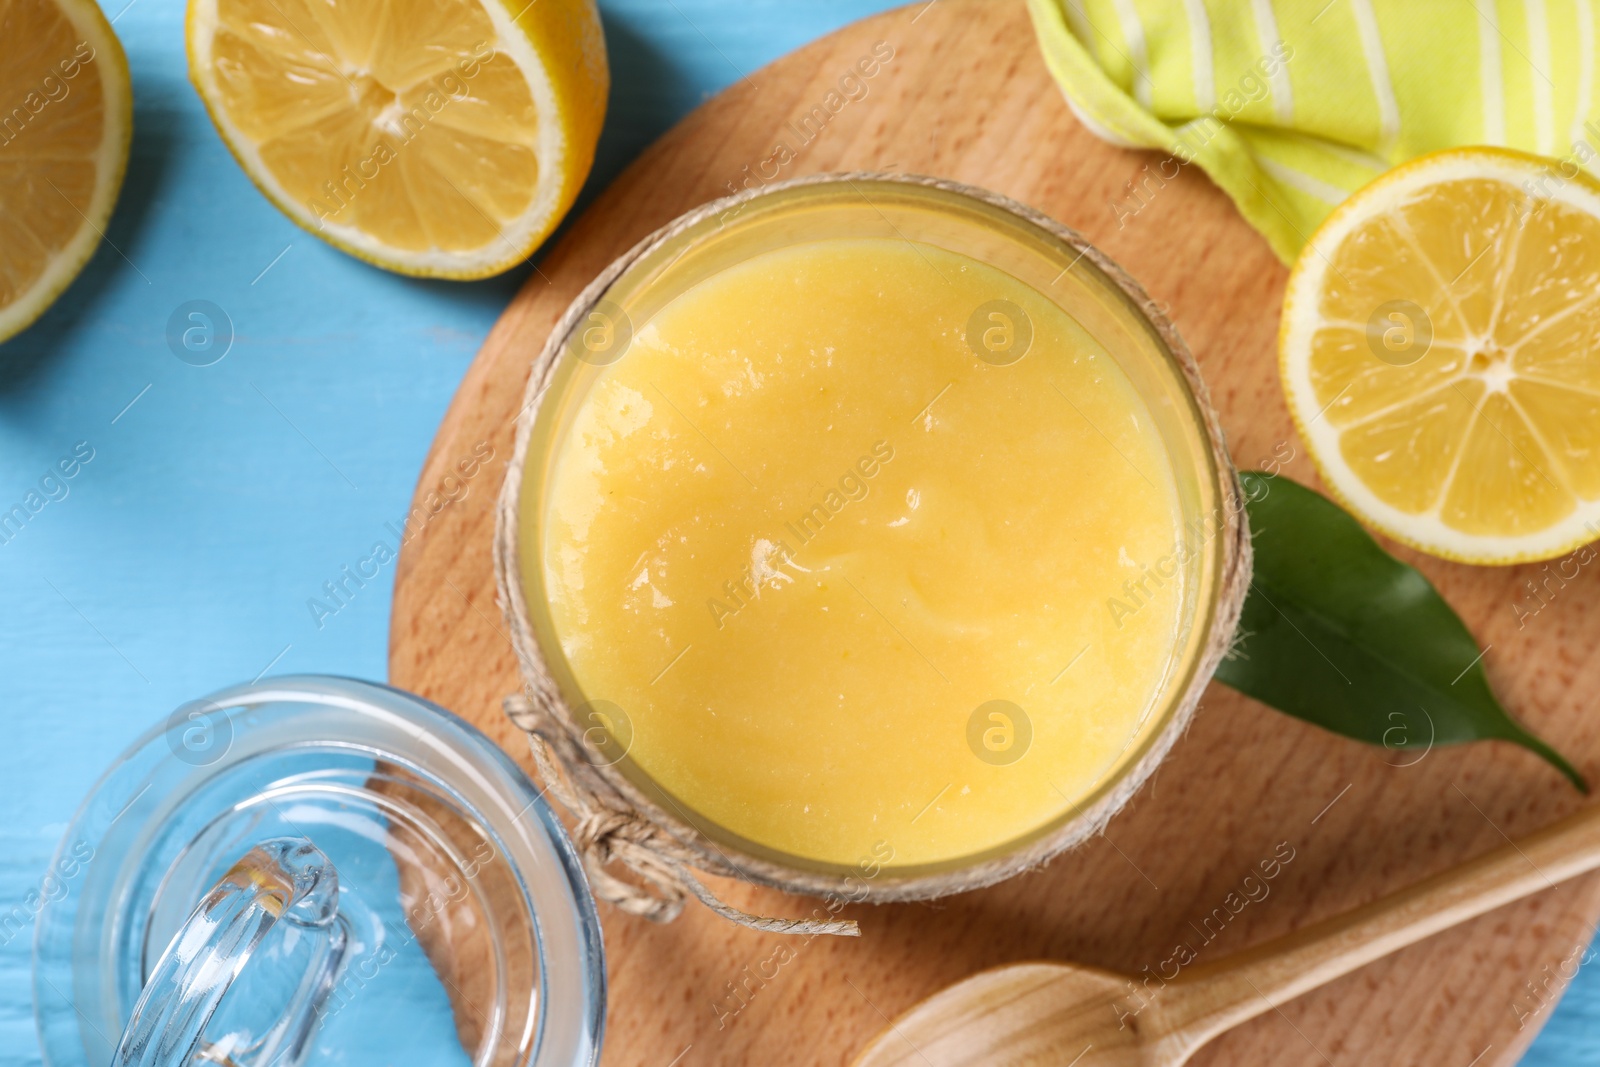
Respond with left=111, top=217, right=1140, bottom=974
left=527, top=237, right=1186, bottom=869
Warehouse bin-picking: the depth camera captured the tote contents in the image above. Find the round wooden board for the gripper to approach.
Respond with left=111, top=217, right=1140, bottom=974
left=389, top=3, right=1600, bottom=1063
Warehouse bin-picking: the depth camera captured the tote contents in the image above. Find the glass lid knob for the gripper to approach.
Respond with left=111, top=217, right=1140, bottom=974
left=112, top=838, right=346, bottom=1067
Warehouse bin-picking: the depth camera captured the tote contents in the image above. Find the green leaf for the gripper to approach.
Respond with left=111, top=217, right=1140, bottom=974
left=1214, top=471, right=1586, bottom=792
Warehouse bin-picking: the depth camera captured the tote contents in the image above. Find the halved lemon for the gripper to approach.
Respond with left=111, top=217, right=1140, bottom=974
left=0, top=0, right=131, bottom=344
left=186, top=0, right=607, bottom=278
left=1282, top=146, right=1600, bottom=565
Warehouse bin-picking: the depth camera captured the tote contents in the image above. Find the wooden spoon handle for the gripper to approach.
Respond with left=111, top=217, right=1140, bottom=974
left=1152, top=801, right=1600, bottom=1059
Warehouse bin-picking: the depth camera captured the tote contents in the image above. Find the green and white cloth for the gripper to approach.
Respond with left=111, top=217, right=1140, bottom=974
left=1026, top=0, right=1600, bottom=262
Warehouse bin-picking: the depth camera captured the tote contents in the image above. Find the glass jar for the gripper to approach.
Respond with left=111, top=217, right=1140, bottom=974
left=500, top=174, right=1248, bottom=898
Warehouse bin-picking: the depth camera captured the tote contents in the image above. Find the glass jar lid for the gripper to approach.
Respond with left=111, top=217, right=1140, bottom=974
left=33, top=675, right=605, bottom=1067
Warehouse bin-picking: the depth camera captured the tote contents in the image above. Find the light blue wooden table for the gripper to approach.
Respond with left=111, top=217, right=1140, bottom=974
left=0, top=1, right=1594, bottom=1063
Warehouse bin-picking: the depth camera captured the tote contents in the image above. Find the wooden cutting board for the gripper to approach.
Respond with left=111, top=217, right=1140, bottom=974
left=388, top=3, right=1600, bottom=1063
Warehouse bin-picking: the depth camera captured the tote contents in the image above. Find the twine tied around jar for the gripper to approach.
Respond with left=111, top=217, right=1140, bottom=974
left=504, top=692, right=860, bottom=937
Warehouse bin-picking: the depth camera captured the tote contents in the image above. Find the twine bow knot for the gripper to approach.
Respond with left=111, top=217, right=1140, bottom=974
left=504, top=692, right=859, bottom=936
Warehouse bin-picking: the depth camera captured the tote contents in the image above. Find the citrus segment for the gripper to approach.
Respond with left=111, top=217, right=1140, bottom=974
left=1307, top=326, right=1467, bottom=427
left=1512, top=298, right=1600, bottom=390
left=1439, top=391, right=1574, bottom=537
left=1392, top=178, right=1525, bottom=339
left=1508, top=379, right=1600, bottom=498
left=1318, top=215, right=1462, bottom=336
left=1337, top=383, right=1480, bottom=515
left=1282, top=147, right=1600, bottom=563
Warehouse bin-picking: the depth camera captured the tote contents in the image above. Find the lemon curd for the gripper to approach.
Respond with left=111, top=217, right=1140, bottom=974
left=523, top=227, right=1201, bottom=872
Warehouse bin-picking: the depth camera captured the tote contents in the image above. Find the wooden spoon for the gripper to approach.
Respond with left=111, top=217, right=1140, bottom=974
left=854, top=801, right=1600, bottom=1066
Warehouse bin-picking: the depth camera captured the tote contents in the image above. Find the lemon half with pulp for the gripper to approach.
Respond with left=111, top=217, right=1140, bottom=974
left=0, top=0, right=131, bottom=344
left=1282, top=146, right=1600, bottom=564
left=186, top=0, right=607, bottom=278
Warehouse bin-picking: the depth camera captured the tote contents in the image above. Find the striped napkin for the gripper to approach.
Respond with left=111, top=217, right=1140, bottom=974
left=1026, top=0, right=1600, bottom=262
